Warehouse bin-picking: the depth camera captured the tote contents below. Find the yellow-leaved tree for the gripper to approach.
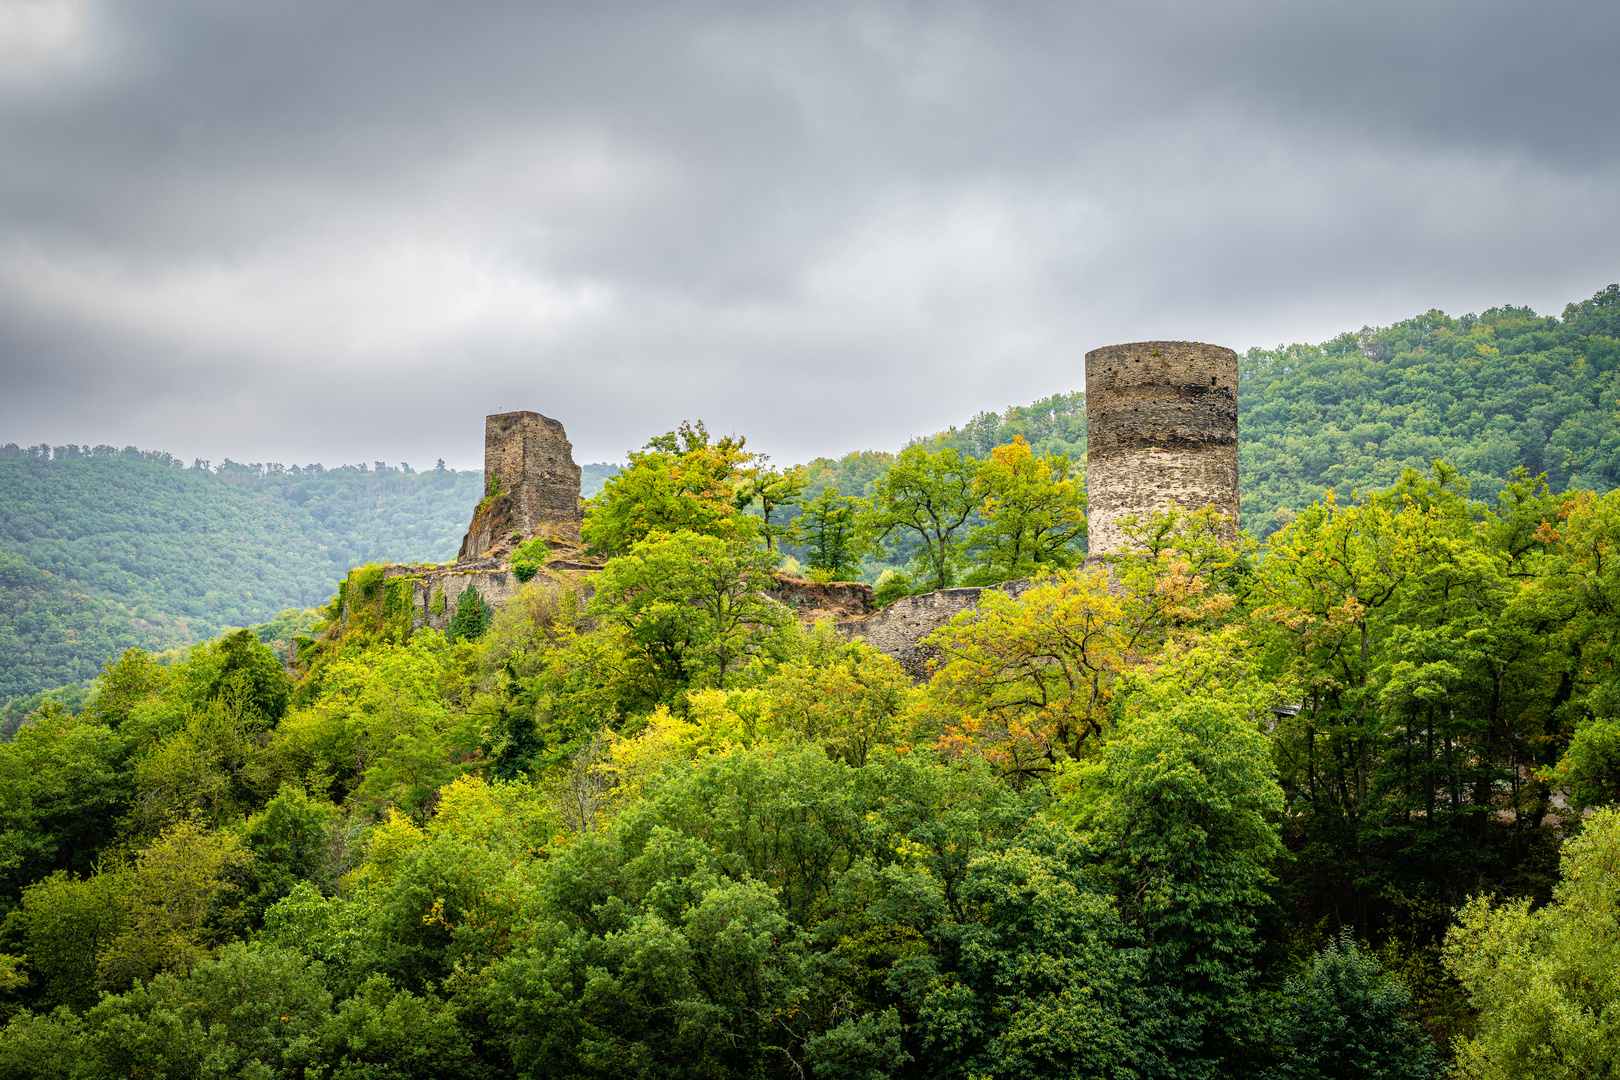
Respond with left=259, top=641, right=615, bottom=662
left=915, top=503, right=1245, bottom=782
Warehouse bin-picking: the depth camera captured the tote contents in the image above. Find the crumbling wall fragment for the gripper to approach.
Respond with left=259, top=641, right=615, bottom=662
left=837, top=579, right=1032, bottom=679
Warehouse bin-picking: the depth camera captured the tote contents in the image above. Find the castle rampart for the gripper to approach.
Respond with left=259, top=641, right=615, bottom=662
left=1083, top=340, right=1239, bottom=554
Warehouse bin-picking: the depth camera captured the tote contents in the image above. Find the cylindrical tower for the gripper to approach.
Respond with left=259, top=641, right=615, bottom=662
left=1084, top=340, right=1239, bottom=556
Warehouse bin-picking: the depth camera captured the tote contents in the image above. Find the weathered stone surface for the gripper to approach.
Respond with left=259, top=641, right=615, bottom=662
left=376, top=560, right=595, bottom=635
left=459, top=411, right=583, bottom=561
left=767, top=575, right=874, bottom=624
left=401, top=564, right=521, bottom=633
left=837, top=579, right=1032, bottom=679
left=1085, top=340, right=1239, bottom=555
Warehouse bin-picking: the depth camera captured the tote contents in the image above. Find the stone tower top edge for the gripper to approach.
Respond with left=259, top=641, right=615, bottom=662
left=1084, top=340, right=1239, bottom=395
left=1083, top=338, right=1240, bottom=554
left=1084, top=339, right=1237, bottom=355
left=486, top=410, right=565, bottom=431
left=459, top=409, right=583, bottom=560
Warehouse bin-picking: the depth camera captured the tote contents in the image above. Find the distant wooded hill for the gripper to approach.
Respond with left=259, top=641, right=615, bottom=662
left=802, top=283, right=1620, bottom=544
left=0, top=451, right=623, bottom=703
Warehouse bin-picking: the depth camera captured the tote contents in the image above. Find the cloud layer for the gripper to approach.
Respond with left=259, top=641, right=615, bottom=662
left=2, top=0, right=1616, bottom=467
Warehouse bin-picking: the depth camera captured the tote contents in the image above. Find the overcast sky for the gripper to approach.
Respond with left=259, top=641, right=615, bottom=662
left=1, top=0, right=1616, bottom=470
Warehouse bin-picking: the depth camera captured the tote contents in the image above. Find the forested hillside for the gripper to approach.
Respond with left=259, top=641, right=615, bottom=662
left=1239, top=284, right=1620, bottom=535
left=801, top=283, right=1620, bottom=544
left=0, top=449, right=626, bottom=703
left=4, top=426, right=1619, bottom=1076
left=0, top=450, right=484, bottom=701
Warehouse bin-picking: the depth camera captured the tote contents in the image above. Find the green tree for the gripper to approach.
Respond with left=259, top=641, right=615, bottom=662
left=85, top=648, right=168, bottom=729
left=1249, top=463, right=1595, bottom=960
left=96, top=818, right=252, bottom=990
left=582, top=421, right=757, bottom=554
left=764, top=634, right=913, bottom=767
left=794, top=485, right=866, bottom=580
left=446, top=582, right=491, bottom=643
left=9, top=869, right=129, bottom=1010
left=1061, top=642, right=1285, bottom=1076
left=472, top=876, right=810, bottom=1080
left=740, top=462, right=808, bottom=551
left=919, top=569, right=1128, bottom=780
left=210, top=629, right=293, bottom=723
left=803, top=1008, right=910, bottom=1080
left=585, top=532, right=789, bottom=697
left=128, top=693, right=271, bottom=833
left=862, top=442, right=978, bottom=591
left=1267, top=932, right=1442, bottom=1080
left=0, top=1006, right=85, bottom=1080
left=911, top=822, right=1152, bottom=1080
left=965, top=437, right=1086, bottom=582
left=78, top=942, right=332, bottom=1080
left=1444, top=806, right=1620, bottom=1079
left=317, top=974, right=478, bottom=1080
left=238, top=784, right=340, bottom=925
left=1553, top=715, right=1620, bottom=811
left=271, top=634, right=480, bottom=819
left=0, top=708, right=133, bottom=903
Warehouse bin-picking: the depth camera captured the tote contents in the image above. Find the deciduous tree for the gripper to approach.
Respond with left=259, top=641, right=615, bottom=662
left=1444, top=807, right=1620, bottom=1079
left=582, top=421, right=757, bottom=554
left=586, top=531, right=789, bottom=697
left=862, top=443, right=978, bottom=591
left=966, top=437, right=1086, bottom=582
left=794, top=486, right=866, bottom=581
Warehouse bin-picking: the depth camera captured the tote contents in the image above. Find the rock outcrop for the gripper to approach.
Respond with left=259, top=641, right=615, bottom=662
left=767, top=576, right=874, bottom=624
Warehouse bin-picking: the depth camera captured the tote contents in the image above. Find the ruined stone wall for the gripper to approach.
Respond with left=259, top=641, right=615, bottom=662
left=397, top=564, right=523, bottom=634
left=1084, top=341, right=1239, bottom=555
left=459, top=411, right=583, bottom=561
left=768, top=576, right=874, bottom=624
left=837, top=579, right=1032, bottom=679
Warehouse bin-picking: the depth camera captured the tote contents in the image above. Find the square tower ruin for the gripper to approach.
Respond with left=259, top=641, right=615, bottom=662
left=457, top=411, right=583, bottom=561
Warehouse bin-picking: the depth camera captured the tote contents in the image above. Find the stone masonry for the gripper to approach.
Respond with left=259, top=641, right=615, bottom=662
left=458, top=411, right=584, bottom=561
left=1084, top=340, right=1239, bottom=555
left=838, top=579, right=1033, bottom=678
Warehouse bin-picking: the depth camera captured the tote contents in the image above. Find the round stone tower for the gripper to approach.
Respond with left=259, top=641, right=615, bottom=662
left=1084, top=340, right=1239, bottom=556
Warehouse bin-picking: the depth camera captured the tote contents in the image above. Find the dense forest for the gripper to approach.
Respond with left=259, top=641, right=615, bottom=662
left=0, top=452, right=622, bottom=702
left=5, top=374, right=1620, bottom=1076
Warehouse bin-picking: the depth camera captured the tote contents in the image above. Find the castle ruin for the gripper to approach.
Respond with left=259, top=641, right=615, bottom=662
left=458, top=411, right=583, bottom=561
left=338, top=355, right=1242, bottom=669
left=1083, top=340, right=1240, bottom=554
left=837, top=339, right=1241, bottom=672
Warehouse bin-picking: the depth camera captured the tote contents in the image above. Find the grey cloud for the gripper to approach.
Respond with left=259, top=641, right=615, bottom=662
left=0, top=0, right=1616, bottom=468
